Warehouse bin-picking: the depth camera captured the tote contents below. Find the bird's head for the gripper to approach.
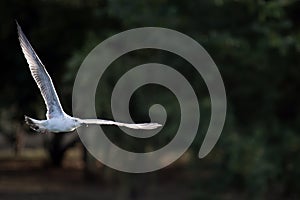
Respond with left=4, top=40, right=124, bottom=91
left=72, top=117, right=82, bottom=128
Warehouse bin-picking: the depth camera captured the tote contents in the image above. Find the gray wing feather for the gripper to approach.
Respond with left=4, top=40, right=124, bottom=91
left=17, top=22, right=64, bottom=119
left=79, top=119, right=162, bottom=130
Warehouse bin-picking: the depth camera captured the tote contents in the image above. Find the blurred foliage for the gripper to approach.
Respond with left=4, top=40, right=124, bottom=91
left=0, top=0, right=300, bottom=199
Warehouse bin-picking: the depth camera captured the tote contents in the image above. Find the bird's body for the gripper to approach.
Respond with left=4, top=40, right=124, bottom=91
left=25, top=115, right=79, bottom=133
left=17, top=22, right=161, bottom=133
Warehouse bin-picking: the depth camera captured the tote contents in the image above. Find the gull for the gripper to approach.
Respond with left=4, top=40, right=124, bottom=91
left=16, top=22, right=161, bottom=133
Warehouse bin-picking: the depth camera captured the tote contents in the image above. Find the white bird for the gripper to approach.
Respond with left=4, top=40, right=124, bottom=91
left=17, top=22, right=161, bottom=133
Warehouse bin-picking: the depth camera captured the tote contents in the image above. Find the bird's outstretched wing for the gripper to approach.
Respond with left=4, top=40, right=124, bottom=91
left=79, top=119, right=162, bottom=130
left=17, top=22, right=64, bottom=119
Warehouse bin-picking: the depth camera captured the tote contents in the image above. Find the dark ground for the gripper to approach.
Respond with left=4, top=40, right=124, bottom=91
left=0, top=148, right=194, bottom=200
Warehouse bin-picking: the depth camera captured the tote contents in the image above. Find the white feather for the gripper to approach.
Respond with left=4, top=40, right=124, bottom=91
left=17, top=22, right=161, bottom=133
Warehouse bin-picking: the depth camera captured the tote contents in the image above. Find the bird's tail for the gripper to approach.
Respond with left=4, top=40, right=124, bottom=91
left=24, top=115, right=33, bottom=125
left=24, top=115, right=39, bottom=131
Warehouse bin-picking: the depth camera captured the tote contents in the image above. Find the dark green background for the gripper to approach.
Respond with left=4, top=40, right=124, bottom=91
left=0, top=0, right=299, bottom=199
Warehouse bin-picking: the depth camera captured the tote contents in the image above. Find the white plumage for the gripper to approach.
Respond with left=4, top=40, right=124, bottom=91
left=17, top=22, right=161, bottom=133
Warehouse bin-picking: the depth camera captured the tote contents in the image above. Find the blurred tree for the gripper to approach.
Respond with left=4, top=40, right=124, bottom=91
left=0, top=0, right=299, bottom=199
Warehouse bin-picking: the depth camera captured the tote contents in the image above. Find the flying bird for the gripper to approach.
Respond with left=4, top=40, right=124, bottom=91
left=16, top=22, right=161, bottom=133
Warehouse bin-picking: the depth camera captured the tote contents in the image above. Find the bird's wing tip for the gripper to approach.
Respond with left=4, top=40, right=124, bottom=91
left=141, top=122, right=163, bottom=130
left=152, top=123, right=163, bottom=128
left=15, top=20, right=21, bottom=30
